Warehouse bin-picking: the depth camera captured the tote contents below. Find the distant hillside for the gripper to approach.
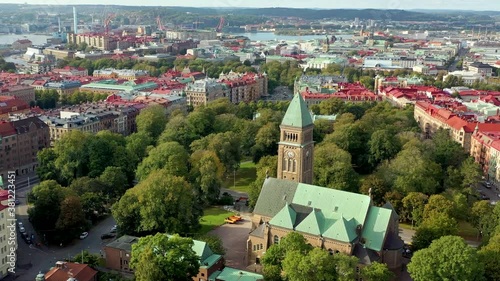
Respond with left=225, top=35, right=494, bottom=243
left=228, top=8, right=451, bottom=21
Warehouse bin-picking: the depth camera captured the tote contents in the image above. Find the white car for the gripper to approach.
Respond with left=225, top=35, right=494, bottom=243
left=79, top=232, right=89, bottom=239
left=19, top=226, right=26, bottom=234
left=110, top=225, right=117, bottom=233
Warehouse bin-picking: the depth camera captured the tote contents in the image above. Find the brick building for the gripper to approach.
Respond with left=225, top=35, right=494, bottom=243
left=103, top=235, right=263, bottom=281
left=37, top=261, right=97, bottom=281
left=248, top=94, right=404, bottom=274
left=0, top=85, right=36, bottom=104
left=0, top=116, right=49, bottom=181
left=0, top=96, right=30, bottom=119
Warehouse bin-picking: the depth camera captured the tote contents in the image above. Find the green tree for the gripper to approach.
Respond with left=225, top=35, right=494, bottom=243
left=478, top=233, right=500, bottom=281
left=73, top=250, right=100, bottom=268
left=190, top=132, right=241, bottom=175
left=130, top=234, right=200, bottom=281
left=249, top=155, right=278, bottom=207
left=359, top=175, right=390, bottom=206
left=332, top=253, right=358, bottom=281
left=430, top=129, right=467, bottom=170
left=313, top=143, right=359, bottom=192
left=189, top=150, right=225, bottom=205
left=360, top=262, right=394, bottom=281
left=313, top=119, right=334, bottom=143
left=36, top=148, right=59, bottom=181
left=412, top=212, right=458, bottom=250
left=408, top=236, right=485, bottom=281
left=159, top=115, right=198, bottom=149
left=136, top=104, right=167, bottom=141
left=136, top=141, right=189, bottom=181
left=401, top=192, right=428, bottom=226
left=53, top=130, right=90, bottom=185
left=55, top=195, right=87, bottom=241
left=99, top=166, right=129, bottom=199
left=196, top=234, right=226, bottom=255
left=387, top=144, right=442, bottom=195
left=319, top=97, right=345, bottom=115
left=113, top=170, right=199, bottom=236
left=187, top=107, right=215, bottom=137
left=423, top=194, right=454, bottom=219
left=282, top=248, right=337, bottom=281
left=252, top=122, right=280, bottom=162
left=368, top=129, right=401, bottom=164
left=460, top=157, right=482, bottom=189
left=126, top=131, right=154, bottom=166
left=27, top=180, right=67, bottom=242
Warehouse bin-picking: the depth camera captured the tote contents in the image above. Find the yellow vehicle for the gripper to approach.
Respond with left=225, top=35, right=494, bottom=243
left=224, top=217, right=237, bottom=224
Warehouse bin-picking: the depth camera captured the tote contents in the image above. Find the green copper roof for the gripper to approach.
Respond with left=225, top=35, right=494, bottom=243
left=292, top=183, right=371, bottom=226
left=361, top=206, right=392, bottom=252
left=323, top=216, right=357, bottom=243
left=269, top=203, right=296, bottom=229
left=210, top=267, right=264, bottom=281
left=295, top=209, right=324, bottom=236
left=192, top=239, right=214, bottom=262
left=281, top=93, right=313, bottom=128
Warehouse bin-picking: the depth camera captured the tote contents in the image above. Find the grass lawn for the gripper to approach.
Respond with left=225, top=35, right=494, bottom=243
left=400, top=221, right=479, bottom=241
left=198, top=207, right=235, bottom=235
left=457, top=221, right=479, bottom=240
left=222, top=161, right=257, bottom=194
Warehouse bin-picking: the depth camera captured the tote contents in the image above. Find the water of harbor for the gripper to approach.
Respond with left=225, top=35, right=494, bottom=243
left=0, top=34, right=51, bottom=45
left=232, top=32, right=354, bottom=41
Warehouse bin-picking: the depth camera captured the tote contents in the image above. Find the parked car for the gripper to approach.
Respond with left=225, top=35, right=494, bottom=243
left=22, top=233, right=31, bottom=244
left=14, top=199, right=20, bottom=205
left=110, top=225, right=117, bottom=233
left=79, top=232, right=89, bottom=239
left=101, top=233, right=116, bottom=240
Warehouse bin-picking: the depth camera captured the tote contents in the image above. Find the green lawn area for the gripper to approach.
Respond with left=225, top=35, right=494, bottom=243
left=197, top=207, right=235, bottom=235
left=222, top=161, right=257, bottom=194
left=400, top=221, right=479, bottom=241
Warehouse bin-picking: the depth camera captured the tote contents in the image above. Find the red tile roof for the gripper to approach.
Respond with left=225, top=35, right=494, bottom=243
left=0, top=121, right=16, bottom=137
left=45, top=262, right=97, bottom=281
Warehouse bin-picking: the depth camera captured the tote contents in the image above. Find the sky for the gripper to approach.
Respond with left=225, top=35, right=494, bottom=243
left=3, top=0, right=500, bottom=11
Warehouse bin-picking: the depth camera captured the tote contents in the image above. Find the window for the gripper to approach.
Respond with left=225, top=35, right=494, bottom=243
left=273, top=235, right=279, bottom=244
left=253, top=245, right=256, bottom=251
left=260, top=243, right=263, bottom=250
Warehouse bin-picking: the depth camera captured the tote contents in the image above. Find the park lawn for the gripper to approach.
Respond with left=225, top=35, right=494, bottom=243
left=198, top=207, right=235, bottom=235
left=223, top=161, right=257, bottom=194
left=458, top=220, right=479, bottom=240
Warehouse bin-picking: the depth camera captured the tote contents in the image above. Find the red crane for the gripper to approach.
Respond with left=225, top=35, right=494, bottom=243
left=104, top=14, right=116, bottom=34
left=215, top=16, right=225, bottom=32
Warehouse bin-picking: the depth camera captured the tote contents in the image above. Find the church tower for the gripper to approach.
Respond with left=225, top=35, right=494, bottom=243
left=277, top=93, right=314, bottom=184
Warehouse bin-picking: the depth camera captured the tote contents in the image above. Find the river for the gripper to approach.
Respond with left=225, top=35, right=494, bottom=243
left=0, top=34, right=51, bottom=45
left=231, top=32, right=354, bottom=41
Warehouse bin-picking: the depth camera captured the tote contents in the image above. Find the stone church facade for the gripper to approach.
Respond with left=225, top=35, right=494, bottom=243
left=246, top=94, right=404, bottom=272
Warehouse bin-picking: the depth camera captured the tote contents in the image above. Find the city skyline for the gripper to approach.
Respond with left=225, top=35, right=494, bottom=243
left=0, top=0, right=499, bottom=11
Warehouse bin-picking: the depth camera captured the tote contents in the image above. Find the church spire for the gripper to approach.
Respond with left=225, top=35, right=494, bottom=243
left=281, top=93, right=313, bottom=128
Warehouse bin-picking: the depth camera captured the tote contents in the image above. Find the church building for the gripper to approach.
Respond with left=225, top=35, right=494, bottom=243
left=246, top=93, right=404, bottom=272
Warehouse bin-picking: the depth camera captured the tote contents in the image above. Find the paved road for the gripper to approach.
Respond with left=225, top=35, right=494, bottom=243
left=448, top=47, right=469, bottom=72
left=12, top=173, right=116, bottom=281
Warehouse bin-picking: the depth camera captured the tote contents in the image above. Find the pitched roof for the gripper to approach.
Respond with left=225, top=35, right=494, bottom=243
left=281, top=93, right=313, bottom=128
left=269, top=203, right=296, bottom=229
left=322, top=216, right=357, bottom=242
left=253, top=178, right=297, bottom=217
left=44, top=262, right=97, bottom=281
left=294, top=208, right=323, bottom=235
left=361, top=206, right=392, bottom=251
left=209, top=267, right=264, bottom=281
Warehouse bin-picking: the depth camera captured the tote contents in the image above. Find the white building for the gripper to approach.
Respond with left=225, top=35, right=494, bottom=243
left=443, top=71, right=485, bottom=85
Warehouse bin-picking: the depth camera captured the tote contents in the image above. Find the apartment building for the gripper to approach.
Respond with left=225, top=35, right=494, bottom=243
left=44, top=81, right=82, bottom=96
left=0, top=189, right=14, bottom=279
left=0, top=85, right=35, bottom=104
left=103, top=235, right=263, bottom=281
left=218, top=71, right=268, bottom=103
left=185, top=78, right=229, bottom=107
left=0, top=116, right=50, bottom=180
left=414, top=101, right=500, bottom=152
left=0, top=96, right=30, bottom=119
left=93, top=69, right=149, bottom=81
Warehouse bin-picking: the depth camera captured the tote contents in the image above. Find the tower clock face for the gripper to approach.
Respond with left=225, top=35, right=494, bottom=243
left=287, top=151, right=295, bottom=158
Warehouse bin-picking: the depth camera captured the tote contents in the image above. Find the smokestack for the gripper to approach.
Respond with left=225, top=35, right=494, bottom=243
left=58, top=17, right=61, bottom=33
left=73, top=7, right=78, bottom=34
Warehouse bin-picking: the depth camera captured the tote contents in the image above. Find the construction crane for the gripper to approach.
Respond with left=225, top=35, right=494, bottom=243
left=215, top=16, right=225, bottom=33
left=156, top=16, right=166, bottom=31
left=104, top=13, right=116, bottom=34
